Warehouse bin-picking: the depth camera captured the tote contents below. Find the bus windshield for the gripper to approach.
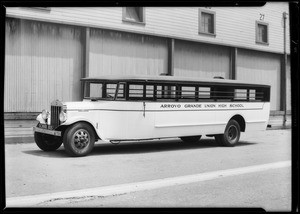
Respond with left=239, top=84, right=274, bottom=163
left=84, top=82, right=126, bottom=100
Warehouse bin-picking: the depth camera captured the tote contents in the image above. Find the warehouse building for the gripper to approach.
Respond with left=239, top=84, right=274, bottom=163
left=4, top=3, right=291, bottom=127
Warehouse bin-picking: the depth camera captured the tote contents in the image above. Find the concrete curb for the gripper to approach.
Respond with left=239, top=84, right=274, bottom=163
left=5, top=136, right=34, bottom=144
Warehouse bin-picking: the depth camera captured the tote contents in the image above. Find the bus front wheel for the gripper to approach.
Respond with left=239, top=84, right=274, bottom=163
left=63, top=122, right=95, bottom=157
left=215, top=120, right=240, bottom=147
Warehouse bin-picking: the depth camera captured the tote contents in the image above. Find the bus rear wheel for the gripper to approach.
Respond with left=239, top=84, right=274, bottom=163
left=215, top=119, right=240, bottom=147
left=63, top=122, right=95, bottom=157
left=180, top=136, right=201, bottom=143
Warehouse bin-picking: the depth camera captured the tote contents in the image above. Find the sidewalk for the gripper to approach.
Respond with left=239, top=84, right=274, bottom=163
left=4, top=120, right=38, bottom=144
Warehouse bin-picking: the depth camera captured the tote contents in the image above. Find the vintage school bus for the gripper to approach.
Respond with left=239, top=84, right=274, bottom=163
left=33, top=75, right=271, bottom=157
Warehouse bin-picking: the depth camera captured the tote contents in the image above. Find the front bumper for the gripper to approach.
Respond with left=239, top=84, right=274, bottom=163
left=33, top=126, right=62, bottom=137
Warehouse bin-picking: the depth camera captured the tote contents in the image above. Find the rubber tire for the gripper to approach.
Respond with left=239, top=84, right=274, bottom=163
left=34, top=130, right=63, bottom=151
left=214, top=134, right=224, bottom=146
left=215, top=119, right=240, bottom=147
left=63, top=123, right=95, bottom=157
left=180, top=136, right=201, bottom=143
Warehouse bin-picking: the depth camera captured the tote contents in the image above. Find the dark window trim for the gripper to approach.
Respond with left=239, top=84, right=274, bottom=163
left=255, top=21, right=269, bottom=45
left=83, top=80, right=270, bottom=102
left=198, top=8, right=216, bottom=37
left=122, top=7, right=146, bottom=25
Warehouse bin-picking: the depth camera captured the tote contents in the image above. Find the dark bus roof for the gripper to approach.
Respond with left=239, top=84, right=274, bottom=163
left=81, top=75, right=270, bottom=88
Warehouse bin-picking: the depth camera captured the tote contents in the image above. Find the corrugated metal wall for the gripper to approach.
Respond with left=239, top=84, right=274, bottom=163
left=89, top=29, right=168, bottom=76
left=5, top=18, right=83, bottom=112
left=4, top=16, right=290, bottom=117
left=174, top=40, right=230, bottom=78
left=6, top=3, right=290, bottom=54
left=236, top=49, right=281, bottom=111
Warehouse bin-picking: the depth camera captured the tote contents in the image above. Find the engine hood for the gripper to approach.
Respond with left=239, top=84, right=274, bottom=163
left=63, top=101, right=94, bottom=111
left=62, top=100, right=115, bottom=111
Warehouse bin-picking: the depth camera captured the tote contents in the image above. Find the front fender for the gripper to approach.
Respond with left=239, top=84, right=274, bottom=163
left=61, top=116, right=102, bottom=139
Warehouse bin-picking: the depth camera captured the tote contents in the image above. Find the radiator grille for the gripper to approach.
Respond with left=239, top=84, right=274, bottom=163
left=51, top=105, right=61, bottom=128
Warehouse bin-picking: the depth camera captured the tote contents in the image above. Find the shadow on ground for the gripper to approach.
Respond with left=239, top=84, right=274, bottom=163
left=22, top=138, right=257, bottom=158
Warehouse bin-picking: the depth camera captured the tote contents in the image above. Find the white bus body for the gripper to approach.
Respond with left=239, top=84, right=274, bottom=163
left=33, top=75, right=271, bottom=156
left=63, top=100, right=270, bottom=142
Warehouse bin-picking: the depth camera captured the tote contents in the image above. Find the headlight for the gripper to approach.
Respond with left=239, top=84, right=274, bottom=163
left=59, top=111, right=67, bottom=122
left=42, top=109, right=49, bottom=120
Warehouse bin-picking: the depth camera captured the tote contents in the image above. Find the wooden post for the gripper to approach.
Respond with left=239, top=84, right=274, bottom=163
left=230, top=47, right=237, bottom=80
left=168, top=38, right=175, bottom=76
left=166, top=38, right=175, bottom=97
left=81, top=27, right=90, bottom=99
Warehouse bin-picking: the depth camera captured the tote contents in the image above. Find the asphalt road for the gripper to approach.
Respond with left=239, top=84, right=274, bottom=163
left=5, top=129, right=291, bottom=211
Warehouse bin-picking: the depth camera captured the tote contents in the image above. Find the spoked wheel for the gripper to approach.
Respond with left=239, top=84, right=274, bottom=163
left=63, top=123, right=95, bottom=157
left=215, top=120, right=240, bottom=147
left=180, top=135, right=201, bottom=143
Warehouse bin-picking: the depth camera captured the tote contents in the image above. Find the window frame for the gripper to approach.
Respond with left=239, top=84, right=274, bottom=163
left=82, top=80, right=270, bottom=103
left=198, top=9, right=216, bottom=36
left=122, top=7, right=145, bottom=25
left=255, top=21, right=269, bottom=45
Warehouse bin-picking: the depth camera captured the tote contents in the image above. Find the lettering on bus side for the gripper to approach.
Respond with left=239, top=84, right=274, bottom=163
left=184, top=104, right=202, bottom=108
left=204, top=104, right=216, bottom=108
left=160, top=104, right=182, bottom=108
left=229, top=104, right=244, bottom=108
left=159, top=103, right=245, bottom=109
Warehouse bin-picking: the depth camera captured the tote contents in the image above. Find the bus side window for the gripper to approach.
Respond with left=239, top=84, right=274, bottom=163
left=212, top=86, right=234, bottom=101
left=127, top=83, right=155, bottom=100
left=89, top=83, right=103, bottom=98
left=146, top=85, right=154, bottom=99
left=128, top=84, right=144, bottom=100
left=116, top=83, right=126, bottom=100
left=234, top=89, right=247, bottom=100
left=181, top=86, right=196, bottom=101
left=198, top=86, right=211, bottom=100
left=156, top=84, right=177, bottom=101
left=255, top=88, right=265, bottom=101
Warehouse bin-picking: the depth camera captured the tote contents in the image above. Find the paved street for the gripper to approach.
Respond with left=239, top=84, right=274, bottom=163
left=5, top=129, right=291, bottom=210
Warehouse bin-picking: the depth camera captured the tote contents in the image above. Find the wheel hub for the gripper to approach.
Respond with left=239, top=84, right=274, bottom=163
left=74, top=130, right=90, bottom=149
left=228, top=125, right=237, bottom=141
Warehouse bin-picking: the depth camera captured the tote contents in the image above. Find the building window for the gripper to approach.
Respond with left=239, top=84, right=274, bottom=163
left=256, top=21, right=269, bottom=45
left=199, top=9, right=216, bottom=36
left=123, top=7, right=145, bottom=24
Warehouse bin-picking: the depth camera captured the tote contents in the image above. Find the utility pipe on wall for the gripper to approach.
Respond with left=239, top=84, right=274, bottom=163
left=282, top=12, right=287, bottom=127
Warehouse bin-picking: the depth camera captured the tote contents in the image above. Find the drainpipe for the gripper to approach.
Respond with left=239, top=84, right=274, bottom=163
left=282, top=12, right=287, bottom=127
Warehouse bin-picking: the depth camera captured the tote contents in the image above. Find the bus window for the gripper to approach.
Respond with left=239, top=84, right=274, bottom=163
left=181, top=86, right=196, bottom=101
left=106, top=84, right=118, bottom=98
left=84, top=82, right=104, bottom=100
left=198, top=87, right=211, bottom=100
left=211, top=86, right=234, bottom=101
left=129, top=84, right=144, bottom=99
left=156, top=85, right=177, bottom=101
left=249, top=89, right=256, bottom=101
left=116, top=83, right=126, bottom=100
left=234, top=89, right=247, bottom=100
left=146, top=85, right=154, bottom=98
